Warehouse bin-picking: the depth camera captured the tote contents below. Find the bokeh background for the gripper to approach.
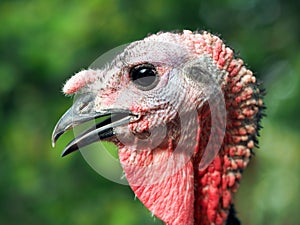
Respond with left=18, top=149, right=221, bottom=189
left=1, top=0, right=299, bottom=224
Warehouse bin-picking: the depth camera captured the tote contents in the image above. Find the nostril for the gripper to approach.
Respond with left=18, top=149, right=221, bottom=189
left=79, top=102, right=89, bottom=111
left=74, top=93, right=96, bottom=114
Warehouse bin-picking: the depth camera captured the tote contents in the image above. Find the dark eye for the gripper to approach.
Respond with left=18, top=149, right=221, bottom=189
left=129, top=63, right=159, bottom=90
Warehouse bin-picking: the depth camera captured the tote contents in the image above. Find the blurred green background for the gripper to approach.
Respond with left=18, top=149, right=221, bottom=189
left=1, top=0, right=299, bottom=224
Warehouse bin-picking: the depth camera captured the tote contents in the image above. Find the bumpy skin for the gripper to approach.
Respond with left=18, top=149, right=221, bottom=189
left=63, top=30, right=264, bottom=225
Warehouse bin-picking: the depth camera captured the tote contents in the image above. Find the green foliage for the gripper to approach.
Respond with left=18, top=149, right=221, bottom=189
left=0, top=0, right=299, bottom=224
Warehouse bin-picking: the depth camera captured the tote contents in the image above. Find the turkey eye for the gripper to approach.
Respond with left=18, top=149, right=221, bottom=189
left=129, top=63, right=159, bottom=90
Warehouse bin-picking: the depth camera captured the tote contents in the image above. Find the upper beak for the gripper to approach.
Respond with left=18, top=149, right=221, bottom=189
left=51, top=94, right=138, bottom=157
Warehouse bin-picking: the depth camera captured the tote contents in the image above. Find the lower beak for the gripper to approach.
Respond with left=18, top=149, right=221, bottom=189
left=52, top=106, right=137, bottom=157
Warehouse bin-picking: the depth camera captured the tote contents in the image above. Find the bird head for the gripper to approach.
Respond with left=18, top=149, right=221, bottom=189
left=52, top=30, right=264, bottom=225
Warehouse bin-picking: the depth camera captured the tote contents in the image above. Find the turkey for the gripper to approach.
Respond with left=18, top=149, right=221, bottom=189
left=52, top=30, right=265, bottom=225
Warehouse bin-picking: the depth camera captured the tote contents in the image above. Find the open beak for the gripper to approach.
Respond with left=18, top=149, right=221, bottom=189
left=51, top=94, right=138, bottom=157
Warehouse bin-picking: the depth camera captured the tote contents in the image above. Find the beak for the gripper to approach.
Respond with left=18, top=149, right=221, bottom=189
left=52, top=94, right=138, bottom=157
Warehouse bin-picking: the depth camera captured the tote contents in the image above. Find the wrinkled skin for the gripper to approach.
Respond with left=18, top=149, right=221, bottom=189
left=52, top=30, right=264, bottom=225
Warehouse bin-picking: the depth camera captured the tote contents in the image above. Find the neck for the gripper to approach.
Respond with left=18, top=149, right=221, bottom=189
left=117, top=120, right=197, bottom=225
left=117, top=94, right=262, bottom=225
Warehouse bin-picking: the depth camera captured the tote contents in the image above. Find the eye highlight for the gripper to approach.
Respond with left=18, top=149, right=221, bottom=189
left=129, top=63, right=159, bottom=90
